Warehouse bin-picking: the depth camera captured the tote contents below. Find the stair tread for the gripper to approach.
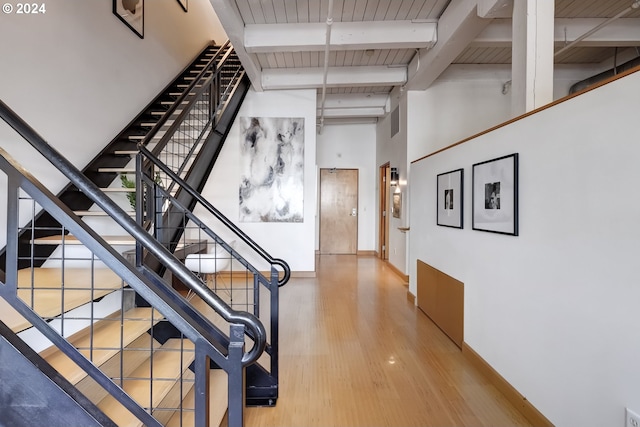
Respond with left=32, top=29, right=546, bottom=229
left=6, top=268, right=123, bottom=333
left=98, top=167, right=136, bottom=173
left=33, top=235, right=138, bottom=245
left=97, top=339, right=196, bottom=426
left=44, top=307, right=163, bottom=384
left=152, top=369, right=197, bottom=426
left=73, top=210, right=135, bottom=216
left=73, top=333, right=163, bottom=405
left=140, top=120, right=173, bottom=127
left=0, top=298, right=28, bottom=335
left=32, top=235, right=206, bottom=251
left=166, top=370, right=228, bottom=427
left=99, top=187, right=136, bottom=192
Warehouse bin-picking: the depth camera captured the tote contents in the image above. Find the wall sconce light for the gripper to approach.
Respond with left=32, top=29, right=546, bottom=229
left=390, top=168, right=399, bottom=186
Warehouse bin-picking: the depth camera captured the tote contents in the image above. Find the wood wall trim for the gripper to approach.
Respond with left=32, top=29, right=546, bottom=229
left=386, top=260, right=409, bottom=282
left=290, top=271, right=317, bottom=278
left=462, top=343, right=554, bottom=427
left=412, top=65, right=640, bottom=164
left=357, top=250, right=377, bottom=256
left=217, top=271, right=316, bottom=279
left=406, top=291, right=415, bottom=305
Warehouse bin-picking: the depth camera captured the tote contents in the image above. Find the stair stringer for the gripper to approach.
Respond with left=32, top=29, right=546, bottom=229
left=0, top=320, right=117, bottom=427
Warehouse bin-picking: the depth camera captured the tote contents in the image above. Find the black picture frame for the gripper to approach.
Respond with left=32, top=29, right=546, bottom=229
left=177, top=0, right=188, bottom=12
left=113, top=0, right=144, bottom=39
left=472, top=153, right=519, bottom=235
left=437, top=168, right=464, bottom=228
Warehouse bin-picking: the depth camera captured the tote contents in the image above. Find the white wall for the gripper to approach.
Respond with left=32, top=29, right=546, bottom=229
left=407, top=65, right=512, bottom=160
left=379, top=64, right=603, bottom=279
left=0, top=0, right=224, bottom=247
left=409, top=69, right=640, bottom=427
left=376, top=89, right=409, bottom=273
left=192, top=89, right=317, bottom=273
left=0, top=0, right=224, bottom=173
left=316, top=123, right=377, bottom=252
left=407, top=64, right=605, bottom=162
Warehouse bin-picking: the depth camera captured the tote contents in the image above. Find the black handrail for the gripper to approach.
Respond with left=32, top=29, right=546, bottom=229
left=139, top=143, right=292, bottom=287
left=144, top=41, right=232, bottom=157
left=0, top=98, right=267, bottom=366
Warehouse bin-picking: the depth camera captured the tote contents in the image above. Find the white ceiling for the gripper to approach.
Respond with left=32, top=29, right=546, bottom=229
left=208, top=0, right=640, bottom=124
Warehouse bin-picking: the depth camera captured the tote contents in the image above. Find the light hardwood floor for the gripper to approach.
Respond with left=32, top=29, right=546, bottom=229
left=244, top=255, right=533, bottom=427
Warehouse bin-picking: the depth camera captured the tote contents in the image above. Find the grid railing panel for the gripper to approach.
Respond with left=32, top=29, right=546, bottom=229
left=136, top=148, right=285, bottom=395
left=2, top=185, right=227, bottom=427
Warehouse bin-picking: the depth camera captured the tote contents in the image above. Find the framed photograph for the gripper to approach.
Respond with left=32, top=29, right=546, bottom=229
left=472, top=153, right=518, bottom=235
left=177, top=0, right=188, bottom=12
left=437, top=168, right=463, bottom=228
left=392, top=192, right=401, bottom=218
left=113, top=0, right=144, bottom=39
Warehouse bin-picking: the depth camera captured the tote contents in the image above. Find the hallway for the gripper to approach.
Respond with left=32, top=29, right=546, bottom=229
left=245, top=255, right=532, bottom=427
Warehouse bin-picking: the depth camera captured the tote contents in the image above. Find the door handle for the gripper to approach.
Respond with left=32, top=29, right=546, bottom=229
left=351, top=208, right=357, bottom=217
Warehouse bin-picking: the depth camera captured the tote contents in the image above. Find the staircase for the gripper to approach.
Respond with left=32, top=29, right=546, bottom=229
left=0, top=41, right=248, bottom=274
left=0, top=41, right=288, bottom=427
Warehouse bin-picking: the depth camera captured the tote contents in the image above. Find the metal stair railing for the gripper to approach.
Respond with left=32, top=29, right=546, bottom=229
left=136, top=144, right=291, bottom=404
left=139, top=40, right=240, bottom=201
left=111, top=37, right=286, bottom=403
left=122, top=40, right=247, bottom=277
left=0, top=100, right=265, bottom=426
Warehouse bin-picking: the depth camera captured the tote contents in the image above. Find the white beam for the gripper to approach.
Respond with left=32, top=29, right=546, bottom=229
left=320, top=94, right=389, bottom=110
left=262, top=66, right=407, bottom=90
left=318, top=94, right=390, bottom=118
left=317, top=117, right=379, bottom=126
left=405, top=0, right=492, bottom=91
left=555, top=18, right=640, bottom=47
left=472, top=18, right=640, bottom=48
left=245, top=21, right=437, bottom=53
left=511, top=0, right=554, bottom=115
left=208, top=0, right=264, bottom=91
left=319, top=107, right=388, bottom=118
left=478, top=0, right=513, bottom=18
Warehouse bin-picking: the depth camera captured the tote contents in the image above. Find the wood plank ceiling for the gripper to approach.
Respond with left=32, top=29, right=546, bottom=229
left=208, top=0, right=640, bottom=123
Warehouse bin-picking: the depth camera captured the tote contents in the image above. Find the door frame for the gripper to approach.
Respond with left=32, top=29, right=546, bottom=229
left=319, top=168, right=359, bottom=255
left=379, top=163, right=390, bottom=260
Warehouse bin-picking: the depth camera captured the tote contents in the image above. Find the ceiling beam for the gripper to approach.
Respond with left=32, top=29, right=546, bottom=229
left=406, top=0, right=492, bottom=91
left=472, top=18, right=640, bottom=48
left=318, top=94, right=390, bottom=119
left=477, top=0, right=513, bottom=18
left=244, top=21, right=437, bottom=53
left=208, top=0, right=264, bottom=91
left=319, top=107, right=388, bottom=118
left=318, top=117, right=379, bottom=125
left=262, top=66, right=407, bottom=90
left=320, top=94, right=389, bottom=109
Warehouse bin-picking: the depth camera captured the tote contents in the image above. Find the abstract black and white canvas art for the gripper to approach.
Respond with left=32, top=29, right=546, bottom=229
left=239, top=117, right=304, bottom=222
